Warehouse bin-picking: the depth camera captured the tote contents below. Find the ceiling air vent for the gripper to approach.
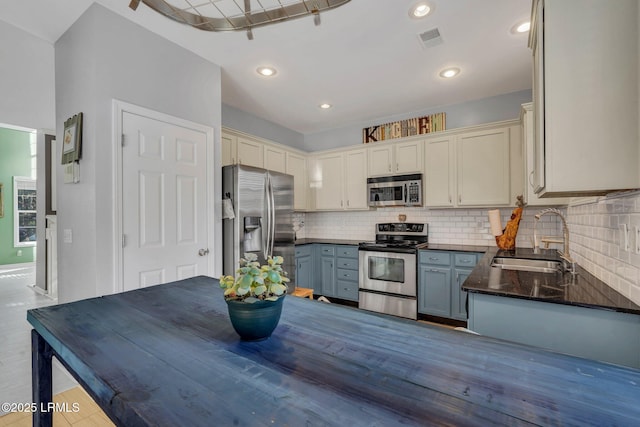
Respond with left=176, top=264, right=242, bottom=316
left=418, top=28, right=442, bottom=49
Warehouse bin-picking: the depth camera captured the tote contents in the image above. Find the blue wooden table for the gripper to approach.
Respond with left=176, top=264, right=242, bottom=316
left=28, top=276, right=640, bottom=426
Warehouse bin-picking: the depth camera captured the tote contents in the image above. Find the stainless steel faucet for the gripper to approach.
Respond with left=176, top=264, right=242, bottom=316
left=533, top=208, right=576, bottom=274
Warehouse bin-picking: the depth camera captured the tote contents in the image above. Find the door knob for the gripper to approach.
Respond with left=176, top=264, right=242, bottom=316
left=198, top=248, right=210, bottom=256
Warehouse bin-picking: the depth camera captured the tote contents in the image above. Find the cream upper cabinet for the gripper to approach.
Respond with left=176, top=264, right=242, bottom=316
left=424, top=136, right=455, bottom=207
left=343, top=148, right=368, bottom=210
left=395, top=140, right=423, bottom=175
left=308, top=148, right=369, bottom=211
left=221, top=132, right=236, bottom=166
left=530, top=0, right=639, bottom=196
left=368, top=140, right=423, bottom=177
left=520, top=103, right=568, bottom=206
left=264, top=144, right=286, bottom=174
left=310, top=153, right=344, bottom=210
left=424, top=122, right=518, bottom=208
left=236, top=137, right=264, bottom=168
left=457, top=127, right=510, bottom=206
left=368, top=145, right=393, bottom=176
left=286, top=152, right=308, bottom=211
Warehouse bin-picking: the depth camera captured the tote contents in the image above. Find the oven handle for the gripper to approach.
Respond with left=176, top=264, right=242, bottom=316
left=404, top=183, right=407, bottom=203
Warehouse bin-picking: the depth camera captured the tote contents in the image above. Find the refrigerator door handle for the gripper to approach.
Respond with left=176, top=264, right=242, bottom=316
left=262, top=175, right=270, bottom=260
left=264, top=173, right=274, bottom=259
left=268, top=175, right=276, bottom=257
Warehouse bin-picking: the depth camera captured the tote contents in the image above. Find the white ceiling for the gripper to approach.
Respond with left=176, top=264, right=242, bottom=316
left=0, top=0, right=533, bottom=134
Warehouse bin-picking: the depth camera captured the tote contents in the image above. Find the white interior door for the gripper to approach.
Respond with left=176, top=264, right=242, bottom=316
left=122, top=111, right=209, bottom=290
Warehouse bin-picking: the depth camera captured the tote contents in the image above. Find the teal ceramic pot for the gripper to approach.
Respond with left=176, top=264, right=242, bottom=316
left=225, top=297, right=284, bottom=341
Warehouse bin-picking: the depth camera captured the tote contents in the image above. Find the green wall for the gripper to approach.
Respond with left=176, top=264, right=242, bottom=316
left=0, top=127, right=35, bottom=264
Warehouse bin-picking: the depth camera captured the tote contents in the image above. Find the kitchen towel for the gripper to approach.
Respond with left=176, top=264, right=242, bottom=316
left=488, top=209, right=503, bottom=237
left=222, top=198, right=235, bottom=219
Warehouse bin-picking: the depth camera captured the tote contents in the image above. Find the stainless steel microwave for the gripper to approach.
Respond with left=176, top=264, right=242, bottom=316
left=367, top=174, right=422, bottom=207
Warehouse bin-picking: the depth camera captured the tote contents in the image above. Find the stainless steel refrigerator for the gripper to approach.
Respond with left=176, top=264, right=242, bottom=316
left=222, top=165, right=295, bottom=289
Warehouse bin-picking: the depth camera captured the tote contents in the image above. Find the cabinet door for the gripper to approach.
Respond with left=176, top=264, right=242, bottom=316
left=368, top=145, right=393, bottom=176
left=452, top=268, right=472, bottom=321
left=296, top=256, right=313, bottom=290
left=424, top=136, right=455, bottom=207
left=457, top=128, right=510, bottom=206
left=530, top=0, right=545, bottom=193
left=264, top=145, right=286, bottom=174
left=395, top=140, right=423, bottom=174
left=538, top=0, right=639, bottom=195
left=237, top=137, right=264, bottom=168
left=521, top=104, right=569, bottom=206
left=221, top=132, right=236, bottom=166
left=344, top=148, right=368, bottom=210
left=314, top=153, right=344, bottom=210
left=286, top=152, right=307, bottom=211
left=320, top=256, right=336, bottom=296
left=418, top=266, right=451, bottom=317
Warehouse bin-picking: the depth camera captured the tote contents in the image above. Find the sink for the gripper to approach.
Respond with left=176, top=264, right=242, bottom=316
left=491, top=257, right=563, bottom=274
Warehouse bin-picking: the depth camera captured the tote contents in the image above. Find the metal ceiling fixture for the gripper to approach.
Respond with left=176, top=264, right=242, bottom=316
left=129, top=0, right=351, bottom=40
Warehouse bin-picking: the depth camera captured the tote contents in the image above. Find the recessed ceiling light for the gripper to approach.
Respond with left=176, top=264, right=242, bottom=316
left=319, top=103, right=332, bottom=109
left=512, top=21, right=531, bottom=34
left=410, top=2, right=432, bottom=19
left=439, top=67, right=460, bottom=78
left=256, top=67, right=277, bottom=77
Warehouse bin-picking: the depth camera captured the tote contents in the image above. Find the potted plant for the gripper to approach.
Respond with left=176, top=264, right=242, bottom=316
left=219, top=253, right=289, bottom=341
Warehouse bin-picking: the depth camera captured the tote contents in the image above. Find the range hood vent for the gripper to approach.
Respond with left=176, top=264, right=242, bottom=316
left=418, top=28, right=443, bottom=48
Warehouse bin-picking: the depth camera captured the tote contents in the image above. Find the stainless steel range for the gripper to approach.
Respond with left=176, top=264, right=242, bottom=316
left=358, top=223, right=428, bottom=319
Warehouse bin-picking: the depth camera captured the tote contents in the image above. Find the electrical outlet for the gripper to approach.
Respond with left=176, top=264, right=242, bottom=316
left=635, top=226, right=640, bottom=254
left=619, top=224, right=629, bottom=252
left=63, top=229, right=73, bottom=244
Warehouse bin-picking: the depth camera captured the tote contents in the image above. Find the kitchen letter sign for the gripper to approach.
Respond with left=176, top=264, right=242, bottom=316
left=363, top=112, right=445, bottom=143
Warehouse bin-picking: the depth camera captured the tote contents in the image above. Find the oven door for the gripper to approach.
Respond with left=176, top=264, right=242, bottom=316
left=358, top=250, right=416, bottom=296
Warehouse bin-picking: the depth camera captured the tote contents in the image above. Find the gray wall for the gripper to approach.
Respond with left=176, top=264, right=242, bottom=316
left=0, top=21, right=56, bottom=292
left=0, top=21, right=55, bottom=131
left=55, top=4, right=222, bottom=303
left=223, top=89, right=532, bottom=152
left=222, top=104, right=305, bottom=149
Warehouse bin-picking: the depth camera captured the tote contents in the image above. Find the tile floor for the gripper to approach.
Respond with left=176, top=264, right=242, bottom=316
left=0, top=386, right=114, bottom=427
left=0, top=265, right=76, bottom=417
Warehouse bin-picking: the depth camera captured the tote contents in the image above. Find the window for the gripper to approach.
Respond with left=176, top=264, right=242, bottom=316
left=14, top=176, right=36, bottom=247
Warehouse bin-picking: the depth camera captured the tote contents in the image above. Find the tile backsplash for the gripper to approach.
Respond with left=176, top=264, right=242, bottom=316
left=295, top=196, right=640, bottom=307
left=567, top=192, right=640, bottom=306
left=296, top=206, right=563, bottom=249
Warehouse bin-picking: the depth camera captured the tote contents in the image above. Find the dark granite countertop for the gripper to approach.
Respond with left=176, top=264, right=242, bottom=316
left=420, top=244, right=489, bottom=253
left=296, top=240, right=490, bottom=251
left=295, top=238, right=363, bottom=246
left=463, top=246, right=640, bottom=315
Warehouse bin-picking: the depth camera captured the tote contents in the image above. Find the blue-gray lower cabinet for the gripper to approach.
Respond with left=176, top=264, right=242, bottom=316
left=295, top=244, right=359, bottom=301
left=318, top=245, right=336, bottom=297
left=419, top=250, right=483, bottom=321
left=335, top=246, right=359, bottom=301
left=467, top=292, right=640, bottom=369
left=294, top=245, right=313, bottom=291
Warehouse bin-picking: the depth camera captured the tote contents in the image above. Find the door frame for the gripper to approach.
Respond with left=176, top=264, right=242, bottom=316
left=112, top=100, right=216, bottom=293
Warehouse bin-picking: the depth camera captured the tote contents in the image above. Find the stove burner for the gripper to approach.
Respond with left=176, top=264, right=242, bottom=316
left=359, top=222, right=429, bottom=253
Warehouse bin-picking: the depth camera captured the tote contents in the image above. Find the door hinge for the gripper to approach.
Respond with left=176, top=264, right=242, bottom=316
left=121, top=134, right=126, bottom=147
left=122, top=234, right=126, bottom=247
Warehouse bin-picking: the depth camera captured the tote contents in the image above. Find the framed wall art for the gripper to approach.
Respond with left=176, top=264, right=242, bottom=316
left=62, top=112, right=83, bottom=164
